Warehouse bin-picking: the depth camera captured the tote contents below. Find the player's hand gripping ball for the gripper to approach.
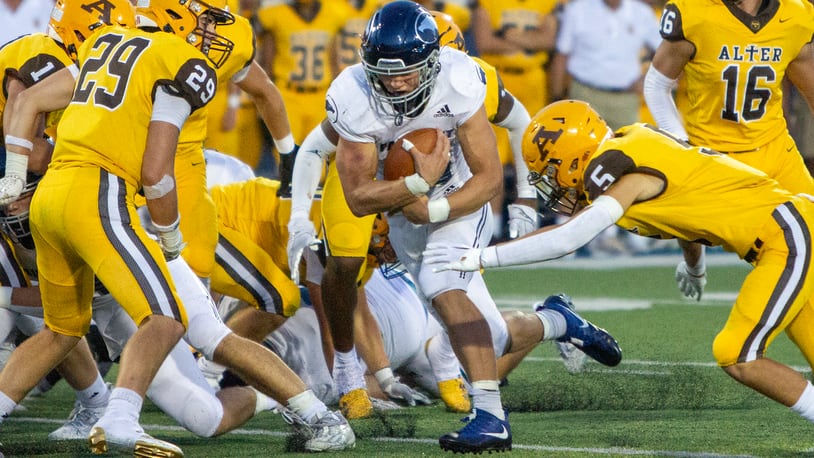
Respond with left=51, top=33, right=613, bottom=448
left=383, top=128, right=439, bottom=180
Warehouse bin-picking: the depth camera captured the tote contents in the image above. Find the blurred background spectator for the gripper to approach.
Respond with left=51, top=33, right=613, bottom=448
left=0, top=0, right=54, bottom=47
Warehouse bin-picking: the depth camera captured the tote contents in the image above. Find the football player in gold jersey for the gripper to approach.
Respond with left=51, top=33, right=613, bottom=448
left=209, top=177, right=319, bottom=342
left=335, top=0, right=385, bottom=71
left=256, top=0, right=347, bottom=144
left=0, top=12, right=121, bottom=441
left=0, top=0, right=205, bottom=454
left=645, top=0, right=814, bottom=194
left=428, top=99, right=814, bottom=430
left=644, top=0, right=814, bottom=300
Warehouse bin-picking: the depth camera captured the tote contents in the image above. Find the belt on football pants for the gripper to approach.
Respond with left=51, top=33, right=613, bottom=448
left=743, top=238, right=763, bottom=264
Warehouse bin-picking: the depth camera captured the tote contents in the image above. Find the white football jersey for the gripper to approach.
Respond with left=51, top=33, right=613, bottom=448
left=204, top=148, right=256, bottom=189
left=326, top=47, right=487, bottom=200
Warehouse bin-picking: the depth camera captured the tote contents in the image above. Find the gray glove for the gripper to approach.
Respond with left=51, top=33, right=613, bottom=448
left=675, top=261, right=706, bottom=301
left=375, top=367, right=432, bottom=407
left=287, top=212, right=320, bottom=284
left=507, top=203, right=539, bottom=239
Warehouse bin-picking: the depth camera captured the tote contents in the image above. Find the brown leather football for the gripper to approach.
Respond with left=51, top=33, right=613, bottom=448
left=383, top=128, right=438, bottom=180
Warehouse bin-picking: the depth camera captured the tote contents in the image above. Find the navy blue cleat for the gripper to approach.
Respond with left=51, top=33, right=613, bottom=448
left=439, top=408, right=511, bottom=454
left=537, top=293, right=622, bottom=367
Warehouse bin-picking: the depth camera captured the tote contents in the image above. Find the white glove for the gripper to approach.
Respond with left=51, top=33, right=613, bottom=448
left=507, top=203, right=539, bottom=239
left=0, top=175, right=25, bottom=206
left=375, top=368, right=432, bottom=407
left=153, top=217, right=185, bottom=261
left=287, top=212, right=319, bottom=284
left=423, top=242, right=482, bottom=272
left=675, top=261, right=706, bottom=301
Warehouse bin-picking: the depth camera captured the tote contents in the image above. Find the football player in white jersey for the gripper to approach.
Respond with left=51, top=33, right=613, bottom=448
left=323, top=1, right=621, bottom=453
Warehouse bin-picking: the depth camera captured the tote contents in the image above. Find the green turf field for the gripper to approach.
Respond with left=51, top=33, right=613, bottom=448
left=3, top=253, right=812, bottom=457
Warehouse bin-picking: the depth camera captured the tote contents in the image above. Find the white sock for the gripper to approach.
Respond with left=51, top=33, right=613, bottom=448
left=470, top=380, right=504, bottom=420
left=106, top=387, right=142, bottom=423
left=333, top=349, right=365, bottom=395
left=77, top=373, right=109, bottom=409
left=426, top=335, right=461, bottom=382
left=0, top=390, right=16, bottom=422
left=791, top=381, right=814, bottom=423
left=287, top=389, right=327, bottom=423
left=253, top=388, right=279, bottom=415
left=536, top=309, right=567, bottom=341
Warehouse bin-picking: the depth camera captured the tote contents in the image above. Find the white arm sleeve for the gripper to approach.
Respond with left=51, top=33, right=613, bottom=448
left=291, top=125, right=335, bottom=215
left=480, top=195, right=625, bottom=267
left=151, top=87, right=192, bottom=129
left=643, top=65, right=688, bottom=141
left=495, top=99, right=535, bottom=199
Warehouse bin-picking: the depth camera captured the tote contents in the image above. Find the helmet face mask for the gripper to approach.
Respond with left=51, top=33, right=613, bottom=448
left=135, top=0, right=235, bottom=68
left=360, top=1, right=440, bottom=121
left=0, top=174, right=42, bottom=250
left=48, top=0, right=137, bottom=60
left=523, top=100, right=613, bottom=216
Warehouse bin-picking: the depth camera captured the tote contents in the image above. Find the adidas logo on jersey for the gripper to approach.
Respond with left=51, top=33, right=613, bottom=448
left=434, top=104, right=453, bottom=118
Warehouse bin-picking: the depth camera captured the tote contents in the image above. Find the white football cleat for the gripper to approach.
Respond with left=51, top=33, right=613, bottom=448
left=49, top=405, right=106, bottom=440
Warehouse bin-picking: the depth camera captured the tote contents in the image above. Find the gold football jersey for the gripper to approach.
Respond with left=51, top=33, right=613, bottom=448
left=0, top=33, right=75, bottom=137
left=661, top=0, right=814, bottom=151
left=255, top=2, right=348, bottom=90
left=583, top=124, right=793, bottom=258
left=471, top=56, right=501, bottom=122
left=52, top=26, right=217, bottom=189
left=477, top=0, right=557, bottom=70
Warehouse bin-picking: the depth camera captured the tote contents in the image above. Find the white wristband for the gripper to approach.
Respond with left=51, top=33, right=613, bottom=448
left=274, top=133, right=296, bottom=155
left=227, top=94, right=241, bottom=109
left=0, top=286, right=12, bottom=308
left=404, top=173, right=430, bottom=196
left=374, top=367, right=395, bottom=385
left=428, top=197, right=450, bottom=223
left=152, top=214, right=180, bottom=233
left=4, top=151, right=29, bottom=179
left=5, top=135, right=33, bottom=151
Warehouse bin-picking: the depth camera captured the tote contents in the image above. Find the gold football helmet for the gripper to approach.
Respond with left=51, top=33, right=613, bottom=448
left=522, top=100, right=613, bottom=215
left=431, top=11, right=466, bottom=52
left=135, top=0, right=235, bottom=68
left=48, top=0, right=136, bottom=61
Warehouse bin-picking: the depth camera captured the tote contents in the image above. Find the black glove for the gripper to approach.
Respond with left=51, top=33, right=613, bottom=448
left=276, top=144, right=299, bottom=198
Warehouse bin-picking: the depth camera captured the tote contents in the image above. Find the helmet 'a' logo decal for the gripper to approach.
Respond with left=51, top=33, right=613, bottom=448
left=415, top=15, right=437, bottom=43
left=81, top=0, right=116, bottom=24
left=532, top=126, right=563, bottom=162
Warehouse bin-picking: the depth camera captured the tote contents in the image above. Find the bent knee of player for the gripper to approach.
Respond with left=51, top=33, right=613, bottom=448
left=181, top=240, right=218, bottom=278
left=712, top=329, right=748, bottom=367
left=178, top=388, right=224, bottom=437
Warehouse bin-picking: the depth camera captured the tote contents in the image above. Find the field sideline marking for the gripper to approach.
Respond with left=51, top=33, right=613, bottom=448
left=6, top=417, right=754, bottom=457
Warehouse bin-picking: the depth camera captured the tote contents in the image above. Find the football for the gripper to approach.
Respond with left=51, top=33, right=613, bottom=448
left=383, top=128, right=439, bottom=180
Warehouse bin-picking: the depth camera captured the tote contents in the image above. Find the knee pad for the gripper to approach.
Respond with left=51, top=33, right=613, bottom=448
left=177, top=388, right=224, bottom=437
